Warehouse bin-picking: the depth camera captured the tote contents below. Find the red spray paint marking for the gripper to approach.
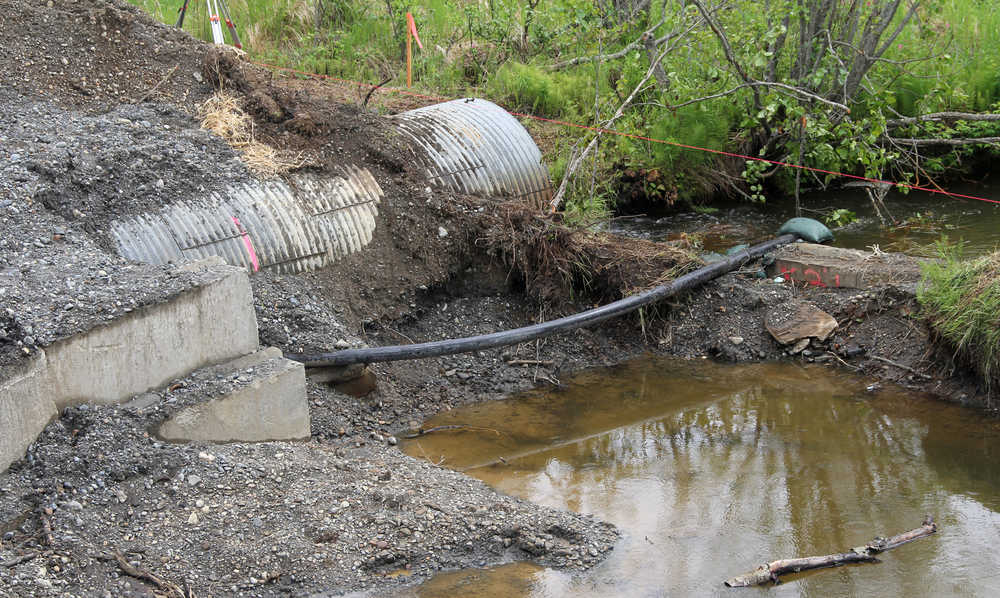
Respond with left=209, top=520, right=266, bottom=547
left=232, top=217, right=259, bottom=272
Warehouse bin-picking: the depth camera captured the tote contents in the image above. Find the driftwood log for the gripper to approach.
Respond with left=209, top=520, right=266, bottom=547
left=725, top=516, right=937, bottom=587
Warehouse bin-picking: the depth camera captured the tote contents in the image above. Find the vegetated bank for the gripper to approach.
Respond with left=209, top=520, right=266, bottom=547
left=0, top=1, right=997, bottom=597
left=129, top=0, right=1000, bottom=221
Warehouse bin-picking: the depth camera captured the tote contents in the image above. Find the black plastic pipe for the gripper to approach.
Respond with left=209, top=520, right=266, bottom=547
left=286, top=234, right=797, bottom=367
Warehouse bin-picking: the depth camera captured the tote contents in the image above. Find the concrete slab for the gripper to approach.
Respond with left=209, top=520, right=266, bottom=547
left=1, top=261, right=260, bottom=472
left=157, top=348, right=309, bottom=443
left=768, top=243, right=923, bottom=289
left=45, top=264, right=258, bottom=408
left=0, top=354, right=56, bottom=472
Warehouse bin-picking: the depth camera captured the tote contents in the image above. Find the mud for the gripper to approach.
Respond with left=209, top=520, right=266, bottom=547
left=0, top=1, right=994, bottom=597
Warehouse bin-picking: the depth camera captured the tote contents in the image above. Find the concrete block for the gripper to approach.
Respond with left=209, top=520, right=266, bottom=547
left=0, top=353, right=56, bottom=472
left=767, top=243, right=922, bottom=289
left=2, top=263, right=260, bottom=472
left=157, top=349, right=309, bottom=443
left=44, top=265, right=258, bottom=408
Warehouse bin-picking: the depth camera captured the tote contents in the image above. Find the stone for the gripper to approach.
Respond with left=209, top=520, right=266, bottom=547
left=728, top=336, right=744, bottom=345
left=188, top=512, right=199, bottom=525
left=765, top=301, right=838, bottom=345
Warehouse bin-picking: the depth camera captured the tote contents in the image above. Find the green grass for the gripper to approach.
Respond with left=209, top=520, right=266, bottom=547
left=918, top=241, right=1000, bottom=396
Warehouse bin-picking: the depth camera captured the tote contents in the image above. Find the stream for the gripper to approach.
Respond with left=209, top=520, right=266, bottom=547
left=607, top=178, right=1000, bottom=257
left=396, top=357, right=1000, bottom=597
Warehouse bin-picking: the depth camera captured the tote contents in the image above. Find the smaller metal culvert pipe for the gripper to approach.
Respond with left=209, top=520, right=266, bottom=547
left=392, top=98, right=553, bottom=206
left=110, top=167, right=384, bottom=275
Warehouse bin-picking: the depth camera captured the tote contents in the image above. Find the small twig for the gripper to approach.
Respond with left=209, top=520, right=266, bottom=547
left=385, top=327, right=415, bottom=344
left=362, top=75, right=393, bottom=110
left=870, top=355, right=932, bottom=379
left=38, top=507, right=54, bottom=546
left=506, top=359, right=554, bottom=367
left=137, top=65, right=179, bottom=104
left=825, top=351, right=861, bottom=372
left=114, top=551, right=187, bottom=598
left=404, top=424, right=502, bottom=439
left=1, top=552, right=37, bottom=567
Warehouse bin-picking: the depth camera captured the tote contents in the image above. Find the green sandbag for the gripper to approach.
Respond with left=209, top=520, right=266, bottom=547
left=778, top=217, right=834, bottom=243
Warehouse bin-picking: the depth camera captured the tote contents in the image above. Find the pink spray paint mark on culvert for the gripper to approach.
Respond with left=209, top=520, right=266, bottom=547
left=232, top=216, right=260, bottom=272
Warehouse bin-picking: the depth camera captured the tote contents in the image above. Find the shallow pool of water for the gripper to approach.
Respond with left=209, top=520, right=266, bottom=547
left=399, top=358, right=1000, bottom=597
left=608, top=178, right=1000, bottom=256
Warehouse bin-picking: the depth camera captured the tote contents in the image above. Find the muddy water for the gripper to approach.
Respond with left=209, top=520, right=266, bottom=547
left=609, top=178, right=1000, bottom=256
left=400, top=358, right=1000, bottom=597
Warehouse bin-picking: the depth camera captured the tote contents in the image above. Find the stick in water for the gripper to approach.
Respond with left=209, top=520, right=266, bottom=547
left=724, top=516, right=938, bottom=587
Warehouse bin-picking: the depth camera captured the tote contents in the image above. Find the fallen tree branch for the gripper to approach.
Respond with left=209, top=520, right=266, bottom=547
left=869, top=355, right=932, bottom=379
left=886, top=112, right=1000, bottom=127
left=725, top=516, right=938, bottom=587
left=885, top=136, right=1000, bottom=147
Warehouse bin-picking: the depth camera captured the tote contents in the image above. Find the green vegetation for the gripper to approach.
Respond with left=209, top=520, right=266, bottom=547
left=918, top=241, right=1000, bottom=396
left=131, top=0, right=1000, bottom=220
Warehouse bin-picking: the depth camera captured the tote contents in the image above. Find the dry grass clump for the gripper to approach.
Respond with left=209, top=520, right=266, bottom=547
left=919, top=246, right=1000, bottom=399
left=197, top=92, right=303, bottom=176
left=485, top=202, right=701, bottom=304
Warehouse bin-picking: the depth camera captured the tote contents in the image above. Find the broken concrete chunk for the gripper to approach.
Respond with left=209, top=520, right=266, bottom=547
left=765, top=301, right=838, bottom=345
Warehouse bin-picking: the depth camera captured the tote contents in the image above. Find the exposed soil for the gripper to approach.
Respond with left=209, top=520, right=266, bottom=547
left=0, top=1, right=994, bottom=597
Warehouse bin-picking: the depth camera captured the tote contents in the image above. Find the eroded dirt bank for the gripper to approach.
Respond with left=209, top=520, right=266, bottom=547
left=0, top=1, right=994, bottom=597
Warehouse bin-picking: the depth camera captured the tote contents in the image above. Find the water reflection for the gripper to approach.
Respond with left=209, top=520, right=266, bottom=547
left=401, top=358, right=1000, bottom=597
left=607, top=179, right=1000, bottom=256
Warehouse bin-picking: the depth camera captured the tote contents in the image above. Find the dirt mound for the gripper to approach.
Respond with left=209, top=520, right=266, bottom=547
left=0, top=0, right=213, bottom=109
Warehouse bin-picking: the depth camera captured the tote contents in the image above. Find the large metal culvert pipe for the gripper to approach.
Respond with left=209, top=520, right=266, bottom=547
left=287, top=234, right=799, bottom=367
left=392, top=99, right=553, bottom=206
left=109, top=166, right=384, bottom=274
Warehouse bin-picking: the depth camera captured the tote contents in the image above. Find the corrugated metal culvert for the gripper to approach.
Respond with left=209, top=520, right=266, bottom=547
left=392, top=98, right=552, bottom=207
left=110, top=166, right=383, bottom=275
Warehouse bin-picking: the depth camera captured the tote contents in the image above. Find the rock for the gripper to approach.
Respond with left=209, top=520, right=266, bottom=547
left=789, top=338, right=810, bottom=355
left=387, top=436, right=397, bottom=446
left=334, top=339, right=350, bottom=349
left=728, top=336, right=744, bottom=345
left=65, top=500, right=83, bottom=510
left=186, top=474, right=201, bottom=486
left=438, top=227, right=448, bottom=238
left=188, top=512, right=199, bottom=525
left=765, top=301, right=838, bottom=345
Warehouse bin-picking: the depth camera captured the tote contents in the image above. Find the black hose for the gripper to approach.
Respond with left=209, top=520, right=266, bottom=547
left=286, top=234, right=797, bottom=367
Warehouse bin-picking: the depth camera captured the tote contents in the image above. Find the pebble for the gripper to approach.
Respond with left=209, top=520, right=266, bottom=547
left=728, top=336, right=744, bottom=345
left=186, top=474, right=201, bottom=486
left=438, top=227, right=448, bottom=238
left=187, top=512, right=199, bottom=525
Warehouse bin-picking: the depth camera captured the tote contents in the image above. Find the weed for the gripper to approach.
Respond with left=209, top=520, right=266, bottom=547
left=918, top=239, right=1000, bottom=396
